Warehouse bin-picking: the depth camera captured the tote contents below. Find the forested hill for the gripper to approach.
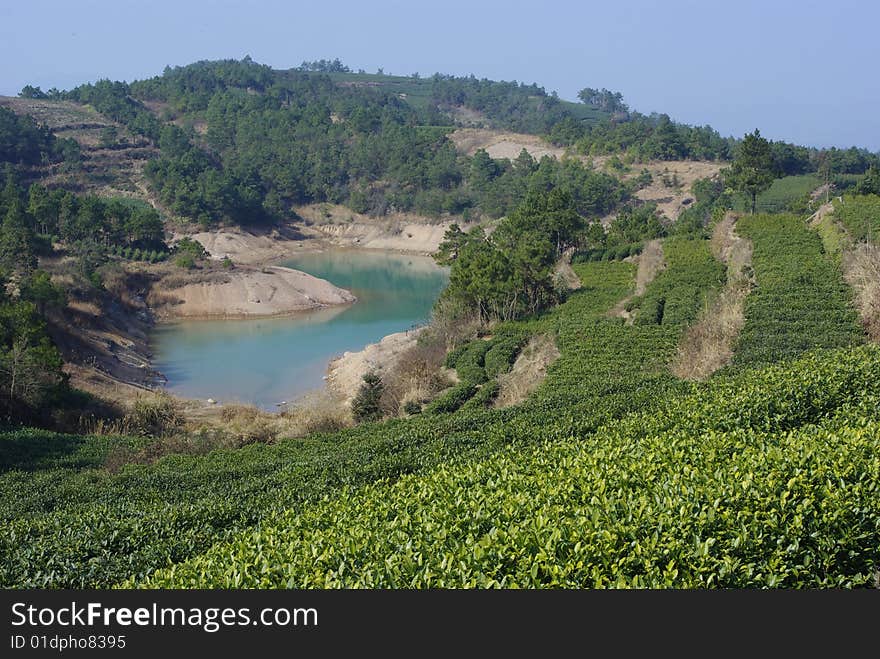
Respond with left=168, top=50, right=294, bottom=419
left=8, top=57, right=721, bottom=227
left=10, top=57, right=879, bottom=230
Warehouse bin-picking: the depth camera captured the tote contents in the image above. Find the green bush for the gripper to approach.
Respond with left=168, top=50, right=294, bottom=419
left=425, top=383, right=477, bottom=414
left=402, top=400, right=422, bottom=416
left=351, top=372, right=384, bottom=423
left=483, top=334, right=526, bottom=379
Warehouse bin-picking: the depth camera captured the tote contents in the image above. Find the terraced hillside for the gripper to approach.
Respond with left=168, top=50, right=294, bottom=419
left=733, top=214, right=863, bottom=365
left=3, top=219, right=877, bottom=589
left=0, top=243, right=721, bottom=588
left=0, top=96, right=159, bottom=201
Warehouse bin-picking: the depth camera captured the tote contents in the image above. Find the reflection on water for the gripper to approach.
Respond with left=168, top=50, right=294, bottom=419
left=151, top=250, right=448, bottom=409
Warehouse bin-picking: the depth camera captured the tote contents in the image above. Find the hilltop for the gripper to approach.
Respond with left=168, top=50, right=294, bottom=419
left=2, top=57, right=880, bottom=590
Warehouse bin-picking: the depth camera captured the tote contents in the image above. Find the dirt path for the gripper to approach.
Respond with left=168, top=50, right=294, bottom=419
left=671, top=213, right=754, bottom=380
left=608, top=239, right=666, bottom=322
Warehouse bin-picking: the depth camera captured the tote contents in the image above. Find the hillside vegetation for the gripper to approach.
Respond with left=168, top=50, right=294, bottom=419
left=3, top=210, right=877, bottom=587
left=3, top=58, right=880, bottom=590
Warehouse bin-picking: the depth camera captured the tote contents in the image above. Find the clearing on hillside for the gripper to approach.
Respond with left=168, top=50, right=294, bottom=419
left=448, top=128, right=567, bottom=161
left=0, top=95, right=159, bottom=202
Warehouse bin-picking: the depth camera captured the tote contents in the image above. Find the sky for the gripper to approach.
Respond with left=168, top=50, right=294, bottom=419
left=2, top=0, right=878, bottom=150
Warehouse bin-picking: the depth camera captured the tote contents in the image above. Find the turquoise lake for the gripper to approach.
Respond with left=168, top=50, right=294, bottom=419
left=151, top=250, right=448, bottom=409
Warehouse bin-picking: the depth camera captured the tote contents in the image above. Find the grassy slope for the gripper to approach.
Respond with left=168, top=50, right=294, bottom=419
left=1, top=246, right=721, bottom=588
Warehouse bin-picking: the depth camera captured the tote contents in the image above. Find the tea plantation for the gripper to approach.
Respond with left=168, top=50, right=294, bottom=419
left=2, top=216, right=877, bottom=589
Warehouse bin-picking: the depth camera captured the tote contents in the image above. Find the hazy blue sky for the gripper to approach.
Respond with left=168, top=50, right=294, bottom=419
left=2, top=0, right=877, bottom=150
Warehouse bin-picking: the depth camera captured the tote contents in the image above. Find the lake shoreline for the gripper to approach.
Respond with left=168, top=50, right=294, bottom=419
left=63, top=215, right=451, bottom=415
left=148, top=248, right=447, bottom=414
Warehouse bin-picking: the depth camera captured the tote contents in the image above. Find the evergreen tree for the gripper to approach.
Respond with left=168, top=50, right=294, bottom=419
left=351, top=372, right=384, bottom=423
left=725, top=129, right=776, bottom=214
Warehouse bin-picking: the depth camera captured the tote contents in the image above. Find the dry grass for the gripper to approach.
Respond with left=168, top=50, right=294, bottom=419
left=82, top=391, right=183, bottom=438
left=670, top=282, right=751, bottom=380
left=494, top=334, right=560, bottom=408
left=379, top=335, right=455, bottom=415
left=102, top=391, right=352, bottom=472
left=553, top=255, right=582, bottom=291
left=609, top=239, right=665, bottom=322
left=671, top=214, right=754, bottom=380
left=842, top=242, right=880, bottom=342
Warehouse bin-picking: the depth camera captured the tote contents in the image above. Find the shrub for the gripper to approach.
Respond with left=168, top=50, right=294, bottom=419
left=124, top=393, right=183, bottom=437
left=351, top=372, right=384, bottom=423
left=425, top=382, right=477, bottom=414
left=403, top=400, right=422, bottom=415
left=174, top=254, right=195, bottom=269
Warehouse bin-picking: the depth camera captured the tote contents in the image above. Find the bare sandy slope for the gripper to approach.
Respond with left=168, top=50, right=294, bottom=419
left=150, top=266, right=356, bottom=319
left=632, top=160, right=724, bottom=220
left=326, top=330, right=422, bottom=404
left=450, top=127, right=723, bottom=222
left=182, top=227, right=311, bottom=265
left=449, top=128, right=566, bottom=160
left=296, top=204, right=468, bottom=254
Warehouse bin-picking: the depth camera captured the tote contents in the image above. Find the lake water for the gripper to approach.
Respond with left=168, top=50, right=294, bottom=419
left=150, top=250, right=448, bottom=409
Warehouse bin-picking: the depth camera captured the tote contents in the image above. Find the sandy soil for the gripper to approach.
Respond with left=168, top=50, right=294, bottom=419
left=632, top=160, right=724, bottom=220
left=494, top=334, right=560, bottom=408
left=449, top=127, right=722, bottom=222
left=182, top=226, right=310, bottom=265
left=609, top=239, right=666, bottom=322
left=449, top=128, right=567, bottom=161
left=295, top=204, right=469, bottom=254
left=325, top=329, right=422, bottom=404
left=149, top=265, right=356, bottom=319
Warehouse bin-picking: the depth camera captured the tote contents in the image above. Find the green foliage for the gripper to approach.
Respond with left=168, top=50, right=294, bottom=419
left=424, top=382, right=478, bottom=414
left=733, top=214, right=863, bottom=366
left=460, top=381, right=500, bottom=410
left=483, top=333, right=527, bottom=379
left=832, top=194, right=880, bottom=243
left=854, top=166, right=880, bottom=196
left=138, top=346, right=880, bottom=588
left=0, top=295, right=65, bottom=423
left=173, top=254, right=195, bottom=269
left=576, top=112, right=732, bottom=161
left=402, top=400, right=422, bottom=416
left=633, top=239, right=725, bottom=326
left=437, top=189, right=570, bottom=323
left=732, top=174, right=822, bottom=215
left=450, top=340, right=492, bottom=385
left=351, top=372, right=384, bottom=423
left=723, top=129, right=777, bottom=214
left=172, top=237, right=207, bottom=260
left=0, top=106, right=77, bottom=166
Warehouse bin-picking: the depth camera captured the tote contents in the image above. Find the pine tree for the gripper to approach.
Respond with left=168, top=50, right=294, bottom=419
left=351, top=372, right=384, bottom=423
left=725, top=129, right=776, bottom=214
